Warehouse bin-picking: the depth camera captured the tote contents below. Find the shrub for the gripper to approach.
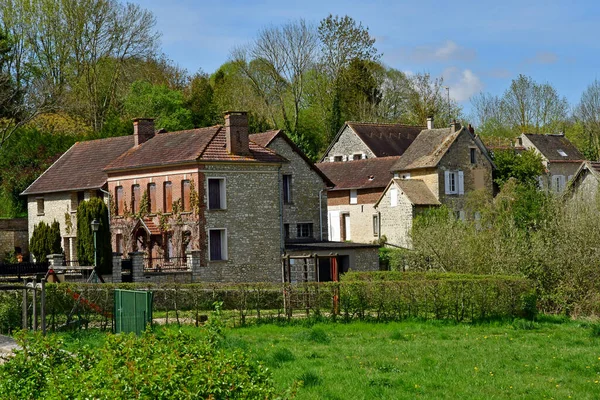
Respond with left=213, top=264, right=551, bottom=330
left=29, top=220, right=62, bottom=262
left=76, top=198, right=111, bottom=274
left=0, top=292, right=20, bottom=334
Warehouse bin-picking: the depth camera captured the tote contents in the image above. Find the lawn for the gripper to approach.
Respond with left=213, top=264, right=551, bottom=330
left=223, top=318, right=600, bottom=399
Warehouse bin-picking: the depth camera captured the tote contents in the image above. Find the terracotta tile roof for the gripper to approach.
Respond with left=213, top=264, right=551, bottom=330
left=141, top=218, right=161, bottom=235
left=391, top=127, right=462, bottom=172
left=250, top=130, right=334, bottom=187
left=523, top=133, right=584, bottom=162
left=105, top=126, right=285, bottom=171
left=393, top=179, right=440, bottom=205
left=347, top=122, right=424, bottom=157
left=317, top=156, right=399, bottom=190
left=22, top=135, right=134, bottom=195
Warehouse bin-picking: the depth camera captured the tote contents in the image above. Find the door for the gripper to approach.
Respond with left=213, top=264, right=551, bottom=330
left=328, top=211, right=340, bottom=241
left=343, top=214, right=351, bottom=241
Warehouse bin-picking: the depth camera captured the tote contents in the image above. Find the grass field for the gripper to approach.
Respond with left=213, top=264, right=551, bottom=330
left=54, top=317, right=600, bottom=399
left=223, top=318, right=600, bottom=399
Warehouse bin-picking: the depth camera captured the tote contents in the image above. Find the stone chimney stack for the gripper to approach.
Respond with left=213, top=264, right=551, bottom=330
left=224, top=111, right=250, bottom=156
left=133, top=118, right=155, bottom=146
left=450, top=120, right=461, bottom=133
left=427, top=116, right=434, bottom=130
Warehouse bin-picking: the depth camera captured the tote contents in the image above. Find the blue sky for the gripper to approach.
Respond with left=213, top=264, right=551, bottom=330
left=136, top=0, right=600, bottom=115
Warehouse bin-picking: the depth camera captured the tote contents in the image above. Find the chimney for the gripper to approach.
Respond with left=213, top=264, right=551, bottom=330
left=133, top=118, right=155, bottom=146
left=468, top=124, right=475, bottom=135
left=450, top=120, right=461, bottom=133
left=224, top=111, right=250, bottom=156
left=427, top=116, right=434, bottom=130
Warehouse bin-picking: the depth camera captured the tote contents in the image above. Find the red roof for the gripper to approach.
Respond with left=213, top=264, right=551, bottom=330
left=317, top=156, right=400, bottom=190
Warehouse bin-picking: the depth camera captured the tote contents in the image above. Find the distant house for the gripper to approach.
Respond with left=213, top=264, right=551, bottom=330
left=377, top=122, right=495, bottom=248
left=320, top=121, right=424, bottom=162
left=563, top=161, right=600, bottom=203
left=518, top=133, right=585, bottom=193
left=317, top=156, right=399, bottom=244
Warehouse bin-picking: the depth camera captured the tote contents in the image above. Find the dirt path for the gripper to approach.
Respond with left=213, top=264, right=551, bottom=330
left=0, top=335, right=19, bottom=364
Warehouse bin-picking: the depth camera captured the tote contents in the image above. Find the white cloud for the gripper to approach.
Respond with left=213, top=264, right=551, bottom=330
left=410, top=40, right=476, bottom=63
left=526, top=51, right=559, bottom=64
left=442, top=67, right=484, bottom=102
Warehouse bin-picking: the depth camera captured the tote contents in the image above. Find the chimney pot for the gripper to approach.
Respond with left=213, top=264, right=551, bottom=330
left=224, top=111, right=250, bottom=156
left=427, top=116, right=434, bottom=130
left=133, top=118, right=155, bottom=146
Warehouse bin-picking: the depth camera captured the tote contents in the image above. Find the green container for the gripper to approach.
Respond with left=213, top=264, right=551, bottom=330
left=114, top=289, right=153, bottom=335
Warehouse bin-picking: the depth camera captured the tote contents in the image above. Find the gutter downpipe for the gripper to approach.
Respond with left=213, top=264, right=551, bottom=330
left=319, top=189, right=325, bottom=241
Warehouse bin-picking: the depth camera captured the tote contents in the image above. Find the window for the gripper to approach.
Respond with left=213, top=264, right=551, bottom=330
left=71, top=191, right=84, bottom=212
left=283, top=175, right=292, bottom=204
left=352, top=154, right=362, bottom=160
left=297, top=223, right=313, bottom=238
left=372, top=214, right=379, bottom=236
left=209, top=229, right=227, bottom=261
left=400, top=173, right=411, bottom=179
left=181, top=180, right=191, bottom=211
left=552, top=175, right=566, bottom=193
left=36, top=197, right=44, bottom=215
left=164, top=182, right=172, bottom=212
left=470, top=148, right=476, bottom=164
left=390, top=187, right=398, bottom=207
left=115, top=186, right=124, bottom=215
left=350, top=189, right=357, bottom=204
left=208, top=178, right=226, bottom=209
left=557, top=149, right=568, bottom=157
left=131, top=184, right=140, bottom=213
left=148, top=183, right=156, bottom=213
left=284, top=223, right=290, bottom=240
left=333, top=156, right=343, bottom=162
left=444, top=170, right=464, bottom=195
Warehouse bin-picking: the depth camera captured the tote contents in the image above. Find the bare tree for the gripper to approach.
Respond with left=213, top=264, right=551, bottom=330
left=406, top=73, right=462, bottom=127
left=575, top=79, right=600, bottom=157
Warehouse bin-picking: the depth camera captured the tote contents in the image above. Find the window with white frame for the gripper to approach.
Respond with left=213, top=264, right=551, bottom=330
left=444, top=170, right=464, bottom=195
left=372, top=214, right=379, bottom=236
left=209, top=229, right=227, bottom=261
left=552, top=175, right=566, bottom=193
left=350, top=189, right=357, bottom=204
left=208, top=178, right=226, bottom=209
left=390, top=187, right=398, bottom=207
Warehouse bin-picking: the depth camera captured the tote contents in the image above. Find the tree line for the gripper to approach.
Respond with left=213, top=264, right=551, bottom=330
left=1, top=1, right=600, bottom=217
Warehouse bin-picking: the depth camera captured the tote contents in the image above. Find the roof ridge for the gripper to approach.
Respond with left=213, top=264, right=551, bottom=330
left=346, top=121, right=426, bottom=128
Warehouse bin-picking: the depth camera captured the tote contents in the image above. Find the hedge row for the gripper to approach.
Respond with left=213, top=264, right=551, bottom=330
left=342, top=271, right=529, bottom=282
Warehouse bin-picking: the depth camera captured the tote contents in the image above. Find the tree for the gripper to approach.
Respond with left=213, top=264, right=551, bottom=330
left=492, top=148, right=545, bottom=187
left=76, top=197, right=111, bottom=274
left=574, top=79, right=600, bottom=159
left=185, top=72, right=218, bottom=127
left=29, top=221, right=62, bottom=262
left=123, top=80, right=193, bottom=132
left=405, top=73, right=462, bottom=127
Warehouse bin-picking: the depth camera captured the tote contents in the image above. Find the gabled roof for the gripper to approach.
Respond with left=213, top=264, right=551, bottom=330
left=250, top=130, right=334, bottom=187
left=375, top=179, right=440, bottom=208
left=22, top=135, right=135, bottom=196
left=522, top=133, right=584, bottom=162
left=317, top=156, right=399, bottom=191
left=390, top=127, right=461, bottom=172
left=320, top=122, right=424, bottom=161
left=564, top=161, right=600, bottom=197
left=105, top=126, right=285, bottom=172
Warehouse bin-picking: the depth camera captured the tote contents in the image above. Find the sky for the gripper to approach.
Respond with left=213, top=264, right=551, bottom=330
left=136, top=0, right=600, bottom=116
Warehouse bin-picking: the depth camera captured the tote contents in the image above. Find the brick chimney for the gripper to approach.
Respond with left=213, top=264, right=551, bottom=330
left=224, top=111, right=250, bottom=155
left=133, top=118, right=155, bottom=146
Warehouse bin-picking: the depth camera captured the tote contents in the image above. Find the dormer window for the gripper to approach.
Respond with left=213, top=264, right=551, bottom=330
left=557, top=149, right=567, bottom=157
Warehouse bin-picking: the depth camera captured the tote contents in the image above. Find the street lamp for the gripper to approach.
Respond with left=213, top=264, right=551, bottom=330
left=91, top=219, right=100, bottom=270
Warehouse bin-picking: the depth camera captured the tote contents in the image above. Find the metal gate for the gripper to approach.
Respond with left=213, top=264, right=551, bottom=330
left=114, top=289, right=153, bottom=335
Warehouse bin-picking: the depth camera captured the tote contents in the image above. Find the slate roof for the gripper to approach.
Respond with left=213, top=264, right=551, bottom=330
left=250, top=130, right=334, bottom=187
left=22, top=135, right=135, bottom=195
left=523, top=133, right=584, bottom=162
left=321, top=122, right=424, bottom=161
left=390, top=127, right=462, bottom=172
left=105, top=126, right=285, bottom=171
left=393, top=179, right=440, bottom=205
left=317, top=156, right=399, bottom=190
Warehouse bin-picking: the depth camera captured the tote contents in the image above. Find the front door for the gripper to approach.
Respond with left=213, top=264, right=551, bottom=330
left=342, top=213, right=351, bottom=241
left=328, top=211, right=340, bottom=241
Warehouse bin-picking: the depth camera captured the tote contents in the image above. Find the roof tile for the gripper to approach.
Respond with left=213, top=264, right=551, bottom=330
left=317, top=156, right=399, bottom=190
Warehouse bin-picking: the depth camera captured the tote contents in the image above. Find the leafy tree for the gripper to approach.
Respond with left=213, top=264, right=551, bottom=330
left=185, top=72, right=218, bottom=127
left=123, top=80, right=193, bottom=132
left=574, top=79, right=600, bottom=160
left=492, top=148, right=545, bottom=187
left=29, top=221, right=62, bottom=262
left=76, top=197, right=111, bottom=274
left=405, top=73, right=462, bottom=127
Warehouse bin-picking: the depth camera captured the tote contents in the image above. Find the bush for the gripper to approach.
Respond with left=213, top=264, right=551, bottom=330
left=0, top=292, right=21, bottom=334
left=29, top=220, right=62, bottom=262
left=0, top=329, right=275, bottom=398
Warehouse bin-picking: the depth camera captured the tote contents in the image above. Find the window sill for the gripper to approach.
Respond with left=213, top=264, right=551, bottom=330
left=113, top=215, right=124, bottom=219
left=208, top=259, right=228, bottom=263
left=37, top=213, right=45, bottom=216
left=207, top=208, right=227, bottom=212
left=180, top=211, right=192, bottom=215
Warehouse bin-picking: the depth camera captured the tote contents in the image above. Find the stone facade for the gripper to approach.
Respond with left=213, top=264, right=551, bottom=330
left=376, top=183, right=414, bottom=248
left=266, top=136, right=329, bottom=241
left=0, top=218, right=28, bottom=262
left=322, top=125, right=374, bottom=162
left=285, top=246, right=380, bottom=274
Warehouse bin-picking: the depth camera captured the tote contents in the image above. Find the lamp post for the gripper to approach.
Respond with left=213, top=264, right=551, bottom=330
left=91, top=219, right=100, bottom=270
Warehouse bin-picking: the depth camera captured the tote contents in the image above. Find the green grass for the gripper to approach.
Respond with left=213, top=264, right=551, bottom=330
left=223, top=318, right=600, bottom=399
left=50, top=318, right=600, bottom=399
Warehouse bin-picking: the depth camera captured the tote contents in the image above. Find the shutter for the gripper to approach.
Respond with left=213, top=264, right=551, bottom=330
left=164, top=182, right=172, bottom=212
left=458, top=171, right=464, bottom=195
left=361, top=154, right=367, bottom=159
left=390, top=187, right=398, bottom=207
left=559, top=175, right=566, bottom=191
left=444, top=171, right=450, bottom=194
left=329, top=156, right=335, bottom=162
left=350, top=189, right=357, bottom=204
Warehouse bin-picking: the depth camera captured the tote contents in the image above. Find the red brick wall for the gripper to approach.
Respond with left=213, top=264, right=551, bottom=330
left=327, top=187, right=384, bottom=206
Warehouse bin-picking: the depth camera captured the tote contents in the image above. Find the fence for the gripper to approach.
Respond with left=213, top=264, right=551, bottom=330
left=0, top=261, right=49, bottom=279
left=144, top=256, right=188, bottom=272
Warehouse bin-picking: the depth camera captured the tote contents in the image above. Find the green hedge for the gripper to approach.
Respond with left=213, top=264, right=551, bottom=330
left=342, top=271, right=529, bottom=282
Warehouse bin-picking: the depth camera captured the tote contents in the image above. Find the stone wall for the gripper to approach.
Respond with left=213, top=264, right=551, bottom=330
left=284, top=246, right=379, bottom=273
left=376, top=182, right=414, bottom=248
left=322, top=125, right=375, bottom=161
left=268, top=136, right=329, bottom=241
left=546, top=162, right=582, bottom=192
left=0, top=218, right=28, bottom=262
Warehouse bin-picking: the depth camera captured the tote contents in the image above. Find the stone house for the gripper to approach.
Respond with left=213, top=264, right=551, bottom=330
left=317, top=156, right=400, bottom=244
left=563, top=161, right=600, bottom=204
left=320, top=121, right=424, bottom=162
left=518, top=133, right=584, bottom=193
left=375, top=122, right=495, bottom=248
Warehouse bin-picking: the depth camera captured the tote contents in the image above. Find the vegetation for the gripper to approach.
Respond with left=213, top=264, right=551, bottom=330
left=76, top=198, right=111, bottom=274
left=29, top=220, right=62, bottom=262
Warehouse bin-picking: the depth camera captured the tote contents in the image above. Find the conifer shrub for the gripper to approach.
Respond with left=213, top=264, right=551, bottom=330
left=29, top=220, right=62, bottom=262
